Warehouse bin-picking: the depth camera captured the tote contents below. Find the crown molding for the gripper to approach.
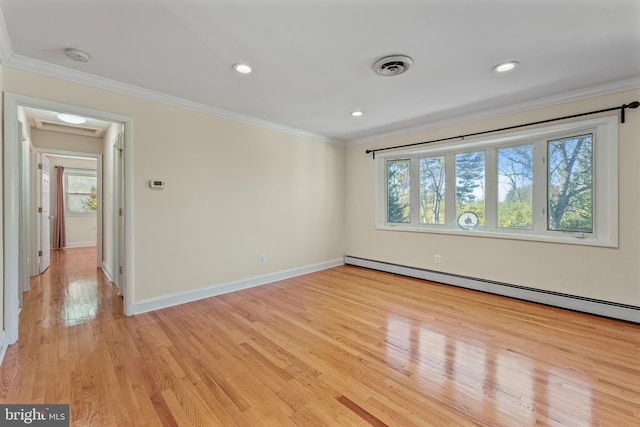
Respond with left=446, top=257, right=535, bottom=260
left=347, top=76, right=640, bottom=147
left=0, top=7, right=12, bottom=62
left=4, top=54, right=344, bottom=146
left=0, top=9, right=343, bottom=147
left=0, top=7, right=635, bottom=150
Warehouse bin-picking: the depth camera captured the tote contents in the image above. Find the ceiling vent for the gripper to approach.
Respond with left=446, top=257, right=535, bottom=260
left=372, top=55, right=413, bottom=76
left=34, top=119, right=105, bottom=138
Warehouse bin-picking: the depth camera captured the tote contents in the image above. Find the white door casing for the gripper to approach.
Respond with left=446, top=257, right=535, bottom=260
left=3, top=93, right=135, bottom=348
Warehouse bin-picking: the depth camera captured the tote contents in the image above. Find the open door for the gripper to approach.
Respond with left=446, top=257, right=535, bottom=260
left=18, top=122, right=27, bottom=303
left=113, top=131, right=125, bottom=296
left=39, top=156, right=51, bottom=273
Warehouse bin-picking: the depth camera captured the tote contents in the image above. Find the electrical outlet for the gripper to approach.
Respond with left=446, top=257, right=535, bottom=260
left=434, top=254, right=441, bottom=264
left=259, top=255, right=266, bottom=264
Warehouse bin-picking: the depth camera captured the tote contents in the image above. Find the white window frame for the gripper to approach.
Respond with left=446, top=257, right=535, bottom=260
left=64, top=168, right=98, bottom=216
left=375, top=115, right=618, bottom=247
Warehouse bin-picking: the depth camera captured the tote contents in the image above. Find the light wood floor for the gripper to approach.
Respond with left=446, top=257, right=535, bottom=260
left=1, top=248, right=639, bottom=426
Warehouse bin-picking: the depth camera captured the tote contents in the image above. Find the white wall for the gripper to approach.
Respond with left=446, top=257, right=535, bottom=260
left=2, top=66, right=346, bottom=304
left=31, top=128, right=102, bottom=155
left=45, top=156, right=98, bottom=248
left=346, top=89, right=640, bottom=307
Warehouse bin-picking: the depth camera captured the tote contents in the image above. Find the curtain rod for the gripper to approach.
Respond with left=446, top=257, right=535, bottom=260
left=365, top=101, right=639, bottom=158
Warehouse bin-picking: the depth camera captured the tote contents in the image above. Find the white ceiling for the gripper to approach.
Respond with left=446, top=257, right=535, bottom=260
left=1, top=0, right=639, bottom=143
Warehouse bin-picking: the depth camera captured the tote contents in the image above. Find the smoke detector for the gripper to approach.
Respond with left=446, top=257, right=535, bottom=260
left=372, top=55, right=413, bottom=76
left=65, top=48, right=90, bottom=63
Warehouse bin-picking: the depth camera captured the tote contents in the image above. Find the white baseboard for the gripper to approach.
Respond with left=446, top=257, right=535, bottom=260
left=64, top=242, right=97, bottom=248
left=345, top=256, right=640, bottom=324
left=133, top=258, right=345, bottom=315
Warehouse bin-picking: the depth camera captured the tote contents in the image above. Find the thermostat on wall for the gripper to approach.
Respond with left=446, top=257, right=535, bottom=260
left=149, top=180, right=166, bottom=189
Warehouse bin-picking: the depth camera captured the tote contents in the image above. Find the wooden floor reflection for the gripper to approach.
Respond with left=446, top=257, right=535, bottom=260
left=1, top=247, right=639, bottom=426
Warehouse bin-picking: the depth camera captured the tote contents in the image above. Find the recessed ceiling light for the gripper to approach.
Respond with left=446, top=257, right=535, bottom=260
left=57, top=113, right=87, bottom=124
left=351, top=111, right=363, bottom=117
left=233, top=63, right=253, bottom=74
left=493, top=61, right=519, bottom=73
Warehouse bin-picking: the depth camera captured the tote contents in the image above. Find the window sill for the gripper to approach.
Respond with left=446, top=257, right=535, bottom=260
left=65, top=212, right=97, bottom=217
left=376, top=223, right=617, bottom=248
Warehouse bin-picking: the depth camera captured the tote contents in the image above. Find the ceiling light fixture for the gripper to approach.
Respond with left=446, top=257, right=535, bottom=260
left=351, top=111, right=363, bottom=117
left=57, top=113, right=87, bottom=124
left=65, top=48, right=91, bottom=63
left=493, top=61, right=519, bottom=73
left=373, top=55, right=413, bottom=77
left=233, top=63, right=253, bottom=74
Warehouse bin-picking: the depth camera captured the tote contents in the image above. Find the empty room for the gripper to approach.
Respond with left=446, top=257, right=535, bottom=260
left=1, top=1, right=639, bottom=426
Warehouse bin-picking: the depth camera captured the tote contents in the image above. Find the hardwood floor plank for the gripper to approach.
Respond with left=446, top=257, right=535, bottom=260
left=1, top=248, right=640, bottom=425
left=337, top=395, right=389, bottom=427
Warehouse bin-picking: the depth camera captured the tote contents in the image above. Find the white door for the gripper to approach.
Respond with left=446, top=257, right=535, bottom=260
left=39, top=156, right=51, bottom=273
left=115, top=133, right=125, bottom=295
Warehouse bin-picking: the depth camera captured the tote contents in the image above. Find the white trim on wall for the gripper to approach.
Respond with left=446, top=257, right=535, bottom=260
left=345, top=256, right=640, bottom=324
left=347, top=76, right=640, bottom=146
left=1, top=9, right=636, bottom=148
left=133, top=258, right=345, bottom=315
left=64, top=242, right=97, bottom=249
left=0, top=27, right=340, bottom=147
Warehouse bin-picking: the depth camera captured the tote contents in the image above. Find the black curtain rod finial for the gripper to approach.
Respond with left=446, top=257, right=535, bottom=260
left=620, top=101, right=639, bottom=124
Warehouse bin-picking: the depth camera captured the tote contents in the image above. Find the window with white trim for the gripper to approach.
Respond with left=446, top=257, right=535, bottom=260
left=376, top=116, right=618, bottom=247
left=64, top=169, right=97, bottom=215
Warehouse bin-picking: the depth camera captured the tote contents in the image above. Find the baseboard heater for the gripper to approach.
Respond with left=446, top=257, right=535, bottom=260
left=344, top=256, right=640, bottom=324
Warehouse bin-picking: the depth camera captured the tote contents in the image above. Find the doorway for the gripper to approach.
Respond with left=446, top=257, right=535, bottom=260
left=3, top=94, right=134, bottom=346
left=39, top=153, right=100, bottom=265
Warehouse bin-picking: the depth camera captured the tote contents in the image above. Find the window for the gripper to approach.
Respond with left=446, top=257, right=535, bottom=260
left=456, top=151, right=485, bottom=227
left=65, top=169, right=97, bottom=214
left=419, top=156, right=445, bottom=224
left=387, top=159, right=411, bottom=223
left=547, top=134, right=593, bottom=233
left=376, top=116, right=618, bottom=247
left=498, top=144, right=533, bottom=229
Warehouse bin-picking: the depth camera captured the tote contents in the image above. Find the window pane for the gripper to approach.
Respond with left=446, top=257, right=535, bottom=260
left=67, top=194, right=95, bottom=213
left=498, top=145, right=533, bottom=229
left=66, top=173, right=97, bottom=213
left=548, top=134, right=593, bottom=232
left=456, top=152, right=485, bottom=226
left=387, top=159, right=411, bottom=223
left=419, top=156, right=445, bottom=224
left=68, top=175, right=96, bottom=193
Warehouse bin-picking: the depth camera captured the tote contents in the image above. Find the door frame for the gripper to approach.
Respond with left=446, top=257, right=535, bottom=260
left=3, top=93, right=134, bottom=346
left=35, top=149, right=103, bottom=268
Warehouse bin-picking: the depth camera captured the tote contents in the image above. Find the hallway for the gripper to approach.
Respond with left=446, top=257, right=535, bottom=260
left=0, top=247, right=124, bottom=424
left=33, top=248, right=120, bottom=327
